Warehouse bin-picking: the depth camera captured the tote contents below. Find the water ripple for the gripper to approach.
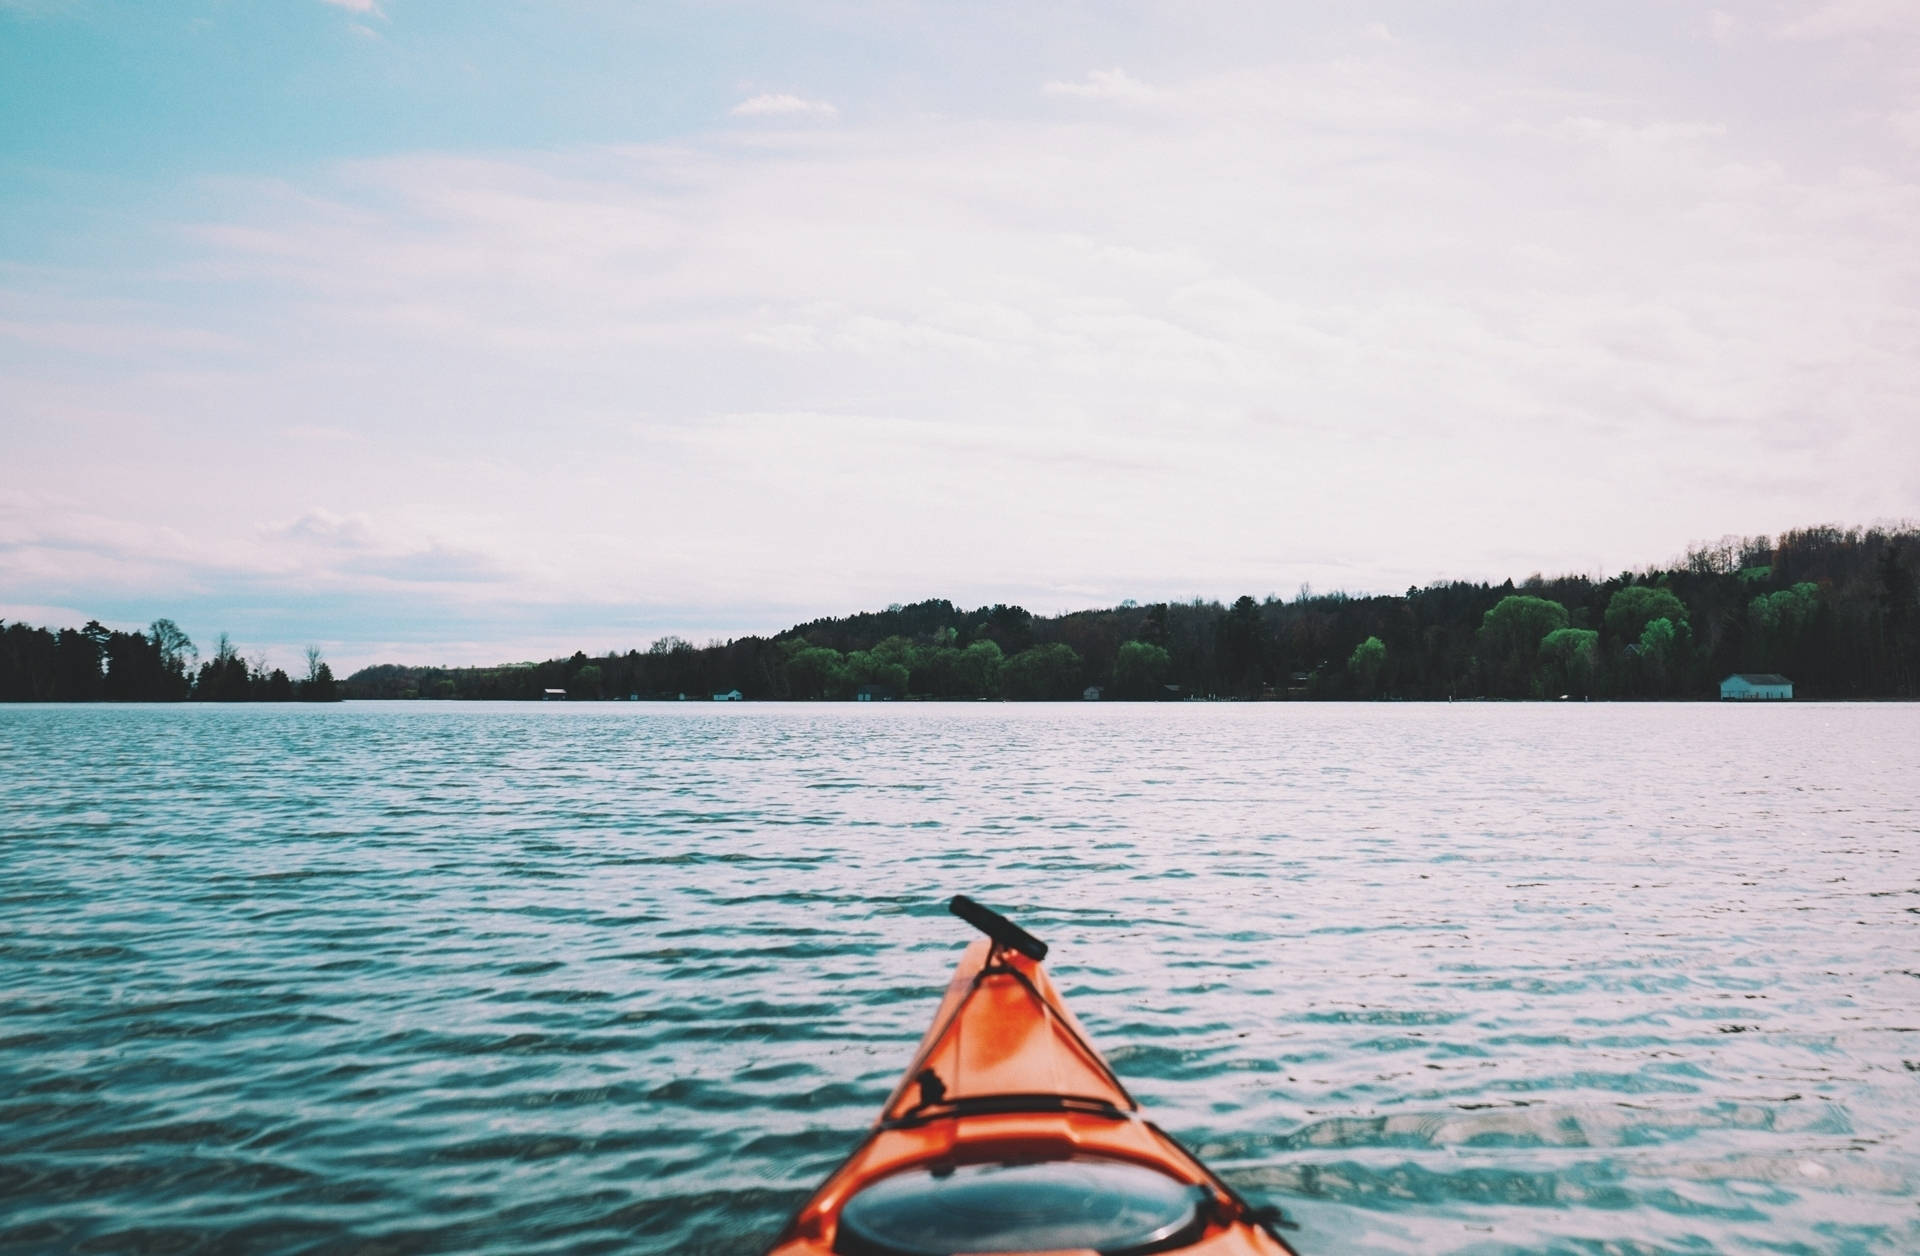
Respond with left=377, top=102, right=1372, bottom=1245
left=1, top=701, right=1916, bottom=1254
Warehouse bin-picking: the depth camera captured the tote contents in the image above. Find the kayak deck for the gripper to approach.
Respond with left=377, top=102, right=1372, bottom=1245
left=766, top=903, right=1297, bottom=1256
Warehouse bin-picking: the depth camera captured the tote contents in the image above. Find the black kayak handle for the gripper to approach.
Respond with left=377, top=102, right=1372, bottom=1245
left=949, top=895, right=1049, bottom=962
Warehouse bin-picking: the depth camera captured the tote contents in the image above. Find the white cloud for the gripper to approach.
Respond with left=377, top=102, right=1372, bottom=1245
left=1042, top=67, right=1168, bottom=104
left=320, top=0, right=381, bottom=13
left=729, top=93, right=837, bottom=119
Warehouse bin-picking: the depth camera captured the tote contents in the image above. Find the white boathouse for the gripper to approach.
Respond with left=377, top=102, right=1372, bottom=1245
left=1720, top=673, right=1792, bottom=701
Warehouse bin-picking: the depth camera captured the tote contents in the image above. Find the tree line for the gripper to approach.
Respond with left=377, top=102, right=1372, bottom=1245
left=341, top=523, right=1918, bottom=703
left=0, top=619, right=339, bottom=702
left=4, top=525, right=1910, bottom=703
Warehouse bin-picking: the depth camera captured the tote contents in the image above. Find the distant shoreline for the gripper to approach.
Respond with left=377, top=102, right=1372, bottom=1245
left=336, top=525, right=1915, bottom=704
left=6, top=524, right=1915, bottom=704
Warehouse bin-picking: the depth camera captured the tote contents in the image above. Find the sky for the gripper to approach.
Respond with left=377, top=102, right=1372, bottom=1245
left=3, top=0, right=1918, bottom=671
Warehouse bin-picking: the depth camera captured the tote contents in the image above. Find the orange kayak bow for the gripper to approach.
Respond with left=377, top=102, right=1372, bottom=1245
left=766, top=896, right=1299, bottom=1256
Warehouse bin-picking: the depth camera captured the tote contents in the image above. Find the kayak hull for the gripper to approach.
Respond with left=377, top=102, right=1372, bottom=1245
left=766, top=937, right=1296, bottom=1256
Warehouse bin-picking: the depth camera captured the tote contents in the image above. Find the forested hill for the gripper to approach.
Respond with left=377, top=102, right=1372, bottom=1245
left=340, top=525, right=1919, bottom=703
left=4, top=525, right=1914, bottom=703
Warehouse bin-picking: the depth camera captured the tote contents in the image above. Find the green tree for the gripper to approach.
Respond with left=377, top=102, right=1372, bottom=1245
left=1002, top=643, right=1083, bottom=699
left=845, top=650, right=910, bottom=697
left=954, top=639, right=1003, bottom=698
left=870, top=635, right=919, bottom=670
left=1634, top=616, right=1689, bottom=694
left=787, top=646, right=847, bottom=699
left=1111, top=639, right=1171, bottom=699
left=1479, top=595, right=1569, bottom=696
left=1348, top=636, right=1386, bottom=697
left=1537, top=627, right=1599, bottom=698
left=1639, top=617, right=1676, bottom=657
left=1482, top=596, right=1570, bottom=653
left=1605, top=585, right=1689, bottom=641
left=568, top=663, right=604, bottom=700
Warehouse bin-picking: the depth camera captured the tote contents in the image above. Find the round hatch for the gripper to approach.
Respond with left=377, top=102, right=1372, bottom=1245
left=835, top=1158, right=1207, bottom=1256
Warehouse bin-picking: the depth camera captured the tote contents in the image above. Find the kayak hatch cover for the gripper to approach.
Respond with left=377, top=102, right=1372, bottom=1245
left=764, top=895, right=1300, bottom=1256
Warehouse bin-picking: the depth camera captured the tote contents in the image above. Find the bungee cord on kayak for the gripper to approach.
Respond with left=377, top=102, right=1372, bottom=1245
left=766, top=895, right=1299, bottom=1256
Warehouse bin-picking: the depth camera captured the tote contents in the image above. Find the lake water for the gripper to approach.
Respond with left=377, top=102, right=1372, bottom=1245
left=2, top=702, right=1916, bottom=1255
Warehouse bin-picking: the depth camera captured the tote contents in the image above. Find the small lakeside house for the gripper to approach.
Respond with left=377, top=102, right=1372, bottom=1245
left=542, top=688, right=567, bottom=701
left=712, top=689, right=743, bottom=701
left=1720, top=673, right=1793, bottom=701
left=855, top=684, right=895, bottom=702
